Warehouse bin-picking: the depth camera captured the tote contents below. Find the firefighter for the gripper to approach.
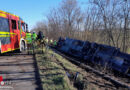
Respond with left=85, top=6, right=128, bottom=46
left=26, top=31, right=32, bottom=44
left=53, top=40, right=57, bottom=46
left=26, top=31, right=32, bottom=54
left=32, top=31, right=37, bottom=41
left=31, top=31, right=37, bottom=50
left=45, top=37, right=49, bottom=45
left=37, top=31, right=44, bottom=40
left=50, top=39, right=53, bottom=45
left=44, top=37, right=49, bottom=52
left=37, top=31, right=44, bottom=45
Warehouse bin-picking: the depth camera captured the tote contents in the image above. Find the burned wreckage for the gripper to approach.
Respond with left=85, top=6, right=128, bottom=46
left=57, top=37, right=130, bottom=76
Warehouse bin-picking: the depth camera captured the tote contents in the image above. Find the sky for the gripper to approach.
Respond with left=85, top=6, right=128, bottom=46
left=0, top=0, right=88, bottom=30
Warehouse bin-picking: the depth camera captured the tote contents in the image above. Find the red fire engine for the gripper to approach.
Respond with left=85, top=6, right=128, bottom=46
left=0, top=10, right=27, bottom=53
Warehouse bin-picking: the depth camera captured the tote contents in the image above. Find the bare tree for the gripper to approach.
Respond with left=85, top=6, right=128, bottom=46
left=59, top=0, right=84, bottom=38
left=121, top=0, right=130, bottom=52
left=47, top=8, right=62, bottom=39
left=32, top=0, right=130, bottom=53
left=47, top=0, right=84, bottom=39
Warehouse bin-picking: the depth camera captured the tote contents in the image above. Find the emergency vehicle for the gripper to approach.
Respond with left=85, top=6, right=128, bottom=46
left=0, top=10, right=28, bottom=53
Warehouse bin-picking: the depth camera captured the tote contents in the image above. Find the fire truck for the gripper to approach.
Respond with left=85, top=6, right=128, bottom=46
left=0, top=10, right=28, bottom=53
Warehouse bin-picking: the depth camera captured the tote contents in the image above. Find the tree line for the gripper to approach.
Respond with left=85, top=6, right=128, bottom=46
left=32, top=0, right=130, bottom=53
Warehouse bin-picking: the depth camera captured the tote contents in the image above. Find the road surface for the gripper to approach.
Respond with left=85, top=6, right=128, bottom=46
left=0, top=54, right=42, bottom=90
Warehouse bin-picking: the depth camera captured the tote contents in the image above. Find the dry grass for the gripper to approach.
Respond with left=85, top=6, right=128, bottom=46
left=127, top=48, right=130, bottom=54
left=36, top=53, right=76, bottom=90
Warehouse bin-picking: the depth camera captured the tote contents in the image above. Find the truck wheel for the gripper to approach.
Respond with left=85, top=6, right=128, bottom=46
left=20, top=41, right=25, bottom=52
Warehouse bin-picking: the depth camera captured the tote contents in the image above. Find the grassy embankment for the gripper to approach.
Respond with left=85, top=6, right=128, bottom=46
left=35, top=48, right=119, bottom=90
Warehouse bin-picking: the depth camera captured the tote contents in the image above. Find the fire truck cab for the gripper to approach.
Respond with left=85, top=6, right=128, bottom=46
left=0, top=10, right=27, bottom=53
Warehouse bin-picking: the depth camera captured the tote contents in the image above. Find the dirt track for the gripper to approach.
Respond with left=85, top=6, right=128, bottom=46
left=0, top=54, right=42, bottom=90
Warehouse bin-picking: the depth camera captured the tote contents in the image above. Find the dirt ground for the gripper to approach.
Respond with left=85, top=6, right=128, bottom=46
left=0, top=54, right=42, bottom=90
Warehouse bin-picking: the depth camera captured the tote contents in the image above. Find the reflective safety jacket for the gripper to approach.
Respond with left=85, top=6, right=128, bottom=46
left=50, top=39, right=53, bottom=43
left=53, top=41, right=57, bottom=46
left=26, top=33, right=32, bottom=44
left=32, top=33, right=37, bottom=41
left=45, top=38, right=48, bottom=44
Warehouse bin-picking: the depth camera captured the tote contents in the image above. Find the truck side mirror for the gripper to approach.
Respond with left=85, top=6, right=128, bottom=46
left=26, top=24, right=28, bottom=32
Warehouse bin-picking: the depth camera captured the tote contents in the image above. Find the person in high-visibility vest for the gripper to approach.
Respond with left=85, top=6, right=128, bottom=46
left=53, top=40, right=57, bottom=46
left=37, top=31, right=44, bottom=40
left=50, top=39, right=53, bottom=45
left=26, top=32, right=32, bottom=44
left=45, top=37, right=49, bottom=45
left=32, top=32, right=37, bottom=41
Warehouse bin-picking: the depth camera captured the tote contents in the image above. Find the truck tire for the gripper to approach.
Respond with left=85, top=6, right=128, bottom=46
left=20, top=41, right=25, bottom=52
